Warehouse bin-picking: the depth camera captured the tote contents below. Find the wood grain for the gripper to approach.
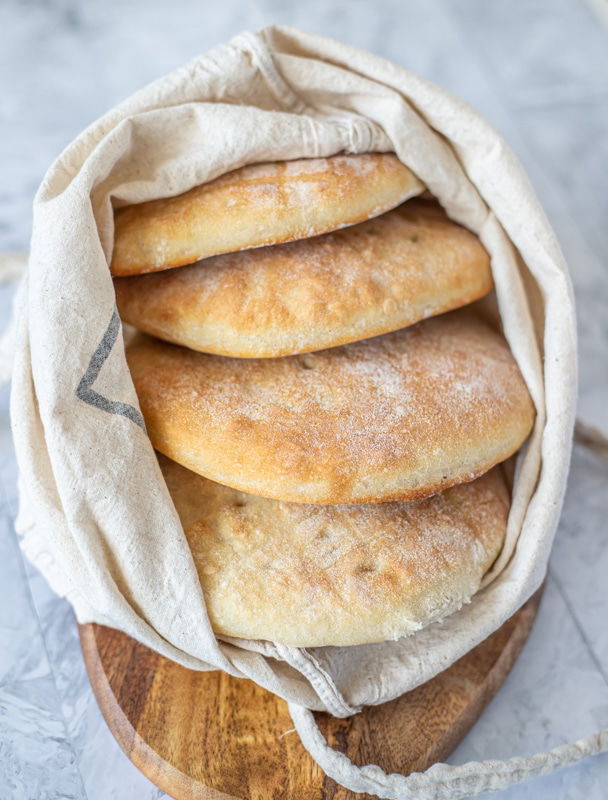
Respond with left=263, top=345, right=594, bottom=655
left=79, top=586, right=543, bottom=800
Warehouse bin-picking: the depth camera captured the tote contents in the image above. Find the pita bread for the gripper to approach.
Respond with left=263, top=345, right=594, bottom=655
left=111, top=153, right=423, bottom=276
left=127, top=307, right=535, bottom=504
left=115, top=200, right=492, bottom=357
left=160, top=454, right=508, bottom=647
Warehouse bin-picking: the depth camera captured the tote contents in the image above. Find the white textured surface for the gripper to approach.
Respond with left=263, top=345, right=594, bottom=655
left=0, top=0, right=607, bottom=798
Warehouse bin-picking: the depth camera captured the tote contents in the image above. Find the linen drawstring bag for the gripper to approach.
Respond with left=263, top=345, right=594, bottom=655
left=3, top=24, right=607, bottom=799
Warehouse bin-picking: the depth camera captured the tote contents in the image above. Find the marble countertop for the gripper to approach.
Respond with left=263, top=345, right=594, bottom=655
left=1, top=0, right=607, bottom=797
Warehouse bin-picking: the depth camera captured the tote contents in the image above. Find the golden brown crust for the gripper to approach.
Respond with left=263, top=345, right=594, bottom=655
left=161, top=455, right=509, bottom=646
left=115, top=200, right=493, bottom=357
left=127, top=307, right=535, bottom=504
left=110, top=153, right=423, bottom=276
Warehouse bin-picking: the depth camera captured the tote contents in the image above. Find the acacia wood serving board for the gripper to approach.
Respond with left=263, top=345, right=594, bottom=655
left=79, top=586, right=543, bottom=800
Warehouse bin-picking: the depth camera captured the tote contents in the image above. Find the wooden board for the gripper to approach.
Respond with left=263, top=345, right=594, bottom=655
left=79, top=586, right=543, bottom=800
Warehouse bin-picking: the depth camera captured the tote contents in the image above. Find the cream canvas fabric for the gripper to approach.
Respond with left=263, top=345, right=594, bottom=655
left=6, top=24, right=606, bottom=798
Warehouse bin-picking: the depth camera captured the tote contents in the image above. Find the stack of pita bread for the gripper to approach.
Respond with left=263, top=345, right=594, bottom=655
left=113, top=153, right=534, bottom=648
